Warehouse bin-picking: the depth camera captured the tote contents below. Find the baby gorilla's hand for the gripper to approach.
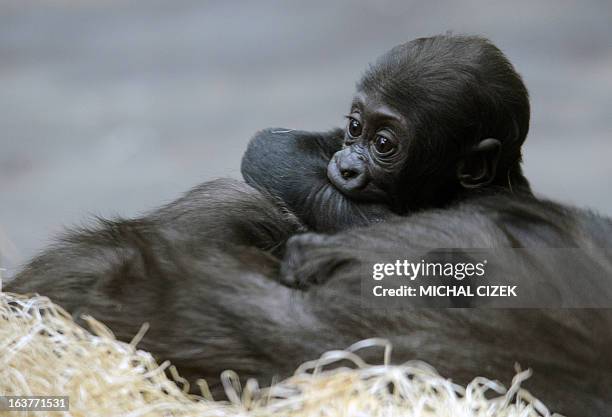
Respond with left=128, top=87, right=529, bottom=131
left=280, top=233, right=344, bottom=289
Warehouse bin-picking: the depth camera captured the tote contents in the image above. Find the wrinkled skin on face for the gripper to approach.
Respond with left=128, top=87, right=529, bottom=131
left=327, top=91, right=410, bottom=203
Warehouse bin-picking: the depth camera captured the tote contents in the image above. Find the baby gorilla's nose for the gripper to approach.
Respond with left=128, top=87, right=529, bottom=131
left=327, top=150, right=369, bottom=195
left=340, top=166, right=360, bottom=180
left=337, top=155, right=366, bottom=185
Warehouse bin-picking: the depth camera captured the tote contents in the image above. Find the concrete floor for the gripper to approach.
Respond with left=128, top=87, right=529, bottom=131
left=1, top=0, right=611, bottom=277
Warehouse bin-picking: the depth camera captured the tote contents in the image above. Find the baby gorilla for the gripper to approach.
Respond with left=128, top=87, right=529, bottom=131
left=242, top=34, right=531, bottom=231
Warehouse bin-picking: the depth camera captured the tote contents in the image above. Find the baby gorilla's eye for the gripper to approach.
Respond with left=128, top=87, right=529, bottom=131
left=347, top=118, right=362, bottom=138
left=374, top=135, right=395, bottom=155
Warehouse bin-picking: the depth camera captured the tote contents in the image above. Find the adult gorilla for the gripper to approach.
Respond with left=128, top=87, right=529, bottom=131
left=7, top=179, right=612, bottom=416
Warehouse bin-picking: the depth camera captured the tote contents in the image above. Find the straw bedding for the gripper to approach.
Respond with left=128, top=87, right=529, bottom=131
left=0, top=291, right=561, bottom=417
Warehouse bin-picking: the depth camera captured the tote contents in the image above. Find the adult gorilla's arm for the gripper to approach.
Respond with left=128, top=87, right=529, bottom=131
left=241, top=128, right=396, bottom=231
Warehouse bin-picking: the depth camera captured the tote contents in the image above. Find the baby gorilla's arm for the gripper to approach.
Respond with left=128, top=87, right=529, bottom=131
left=241, top=128, right=395, bottom=232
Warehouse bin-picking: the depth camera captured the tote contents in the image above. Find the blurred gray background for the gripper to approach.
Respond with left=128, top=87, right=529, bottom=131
left=1, top=0, right=611, bottom=278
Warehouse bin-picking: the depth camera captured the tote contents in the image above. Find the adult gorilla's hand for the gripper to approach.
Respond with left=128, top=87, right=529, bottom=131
left=280, top=232, right=342, bottom=288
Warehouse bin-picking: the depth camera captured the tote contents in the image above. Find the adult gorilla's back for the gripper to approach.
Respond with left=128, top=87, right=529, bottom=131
left=6, top=179, right=302, bottom=383
left=7, top=179, right=612, bottom=416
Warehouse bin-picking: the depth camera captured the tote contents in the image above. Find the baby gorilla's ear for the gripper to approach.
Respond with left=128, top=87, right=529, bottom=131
left=456, top=138, right=501, bottom=189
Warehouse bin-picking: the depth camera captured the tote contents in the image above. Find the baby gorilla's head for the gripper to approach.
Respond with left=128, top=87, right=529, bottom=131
left=327, top=34, right=531, bottom=212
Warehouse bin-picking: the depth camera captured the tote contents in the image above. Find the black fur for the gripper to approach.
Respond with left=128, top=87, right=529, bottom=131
left=242, top=35, right=532, bottom=229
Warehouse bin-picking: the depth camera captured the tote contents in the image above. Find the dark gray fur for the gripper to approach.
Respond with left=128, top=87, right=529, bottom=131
left=7, top=180, right=612, bottom=416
